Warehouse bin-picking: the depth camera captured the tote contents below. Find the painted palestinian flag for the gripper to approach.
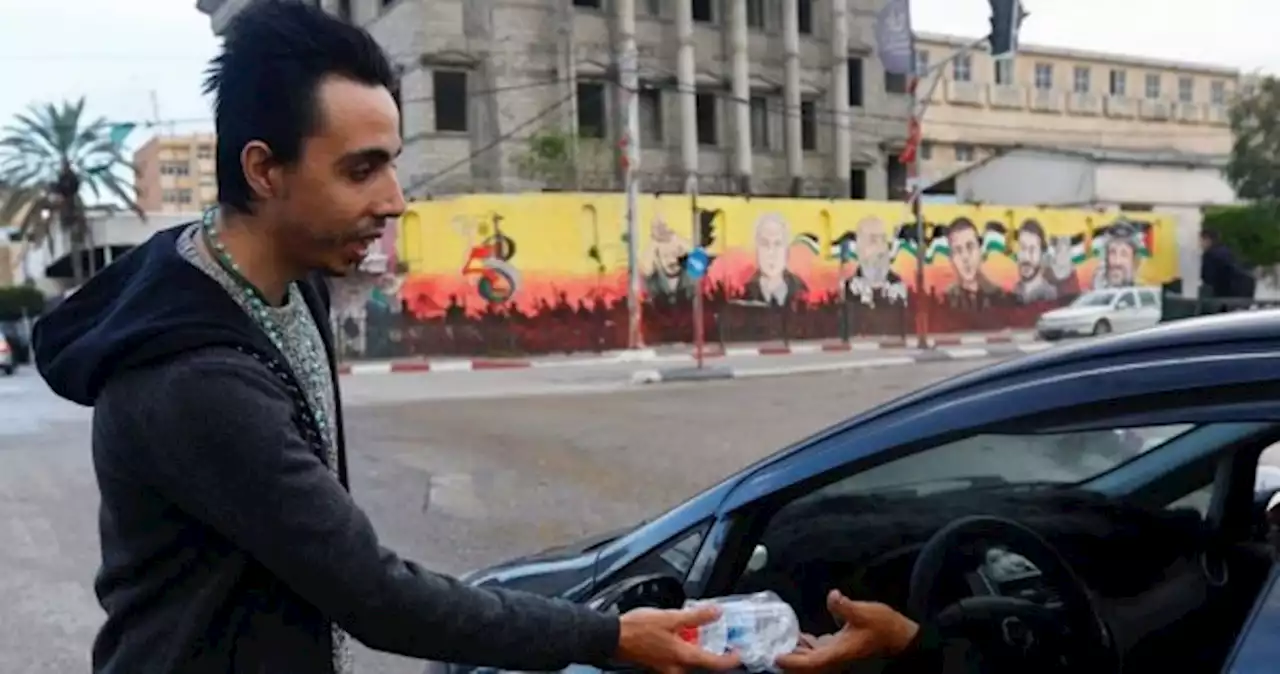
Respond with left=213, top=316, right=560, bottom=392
left=981, top=222, right=1009, bottom=259
left=793, top=232, right=821, bottom=256
left=1066, top=233, right=1087, bottom=264
left=896, top=223, right=950, bottom=262
left=830, top=231, right=858, bottom=261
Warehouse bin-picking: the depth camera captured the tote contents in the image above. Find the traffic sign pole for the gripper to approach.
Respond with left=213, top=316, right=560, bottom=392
left=691, top=190, right=705, bottom=369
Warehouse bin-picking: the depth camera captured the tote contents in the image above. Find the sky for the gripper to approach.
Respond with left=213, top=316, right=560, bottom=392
left=0, top=0, right=1277, bottom=158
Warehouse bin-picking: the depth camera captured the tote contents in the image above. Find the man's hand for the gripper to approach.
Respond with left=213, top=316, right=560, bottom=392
left=616, top=606, right=742, bottom=674
left=775, top=591, right=919, bottom=674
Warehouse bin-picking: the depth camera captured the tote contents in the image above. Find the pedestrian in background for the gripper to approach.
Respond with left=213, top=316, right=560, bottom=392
left=1199, top=229, right=1255, bottom=301
left=30, top=3, right=739, bottom=673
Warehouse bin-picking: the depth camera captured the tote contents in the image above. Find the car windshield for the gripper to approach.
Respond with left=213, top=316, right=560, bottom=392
left=1071, top=291, right=1117, bottom=307
left=807, top=424, right=1197, bottom=501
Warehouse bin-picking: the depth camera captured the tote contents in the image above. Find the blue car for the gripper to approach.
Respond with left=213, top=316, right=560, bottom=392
left=430, top=311, right=1280, bottom=674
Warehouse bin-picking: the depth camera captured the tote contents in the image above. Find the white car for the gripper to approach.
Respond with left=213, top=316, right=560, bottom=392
left=1036, top=287, right=1163, bottom=340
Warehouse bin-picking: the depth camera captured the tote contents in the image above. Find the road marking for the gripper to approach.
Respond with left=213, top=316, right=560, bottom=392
left=941, top=347, right=991, bottom=359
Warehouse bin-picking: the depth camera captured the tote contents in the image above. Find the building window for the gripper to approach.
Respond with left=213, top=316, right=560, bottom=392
left=162, top=188, right=193, bottom=204
left=848, top=58, right=864, bottom=106
left=886, top=155, right=908, bottom=200
left=994, top=59, right=1014, bottom=86
left=573, top=0, right=601, bottom=7
left=746, top=0, right=765, bottom=29
left=885, top=71, right=908, bottom=94
left=691, top=0, right=713, bottom=22
left=695, top=92, right=717, bottom=145
left=1109, top=69, right=1127, bottom=96
left=1178, top=76, right=1194, bottom=103
left=160, top=161, right=190, bottom=176
left=920, top=141, right=933, bottom=160
left=1144, top=73, right=1161, bottom=99
left=576, top=81, right=607, bottom=138
left=643, top=0, right=662, bottom=17
left=797, top=0, right=813, bottom=34
left=638, top=88, right=663, bottom=145
left=1033, top=63, right=1053, bottom=90
left=915, top=50, right=930, bottom=76
left=800, top=100, right=816, bottom=150
left=955, top=144, right=975, bottom=162
left=1073, top=66, right=1091, bottom=93
left=433, top=70, right=468, bottom=132
left=952, top=54, right=972, bottom=82
left=196, top=145, right=213, bottom=160
left=1211, top=80, right=1227, bottom=105
left=850, top=169, right=867, bottom=199
left=750, top=96, right=770, bottom=149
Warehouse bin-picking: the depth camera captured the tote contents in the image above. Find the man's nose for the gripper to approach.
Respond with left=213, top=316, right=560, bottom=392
left=378, top=174, right=408, bottom=218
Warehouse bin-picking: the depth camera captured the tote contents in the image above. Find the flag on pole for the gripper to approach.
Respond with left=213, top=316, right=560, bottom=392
left=876, top=0, right=915, bottom=76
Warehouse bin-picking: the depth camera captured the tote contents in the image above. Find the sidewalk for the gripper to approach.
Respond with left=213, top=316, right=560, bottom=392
left=336, top=330, right=1040, bottom=376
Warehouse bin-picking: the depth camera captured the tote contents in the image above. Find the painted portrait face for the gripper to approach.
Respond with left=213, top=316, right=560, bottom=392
left=755, top=215, right=790, bottom=279
left=1016, top=230, right=1044, bottom=282
left=650, top=219, right=688, bottom=278
left=855, top=217, right=891, bottom=280
left=948, top=226, right=982, bottom=284
left=1106, top=239, right=1137, bottom=286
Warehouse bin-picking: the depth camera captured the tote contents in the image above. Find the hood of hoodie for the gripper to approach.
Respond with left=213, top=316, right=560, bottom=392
left=33, top=224, right=286, bottom=406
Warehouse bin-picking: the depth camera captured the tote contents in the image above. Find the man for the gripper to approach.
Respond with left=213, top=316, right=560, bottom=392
left=1012, top=219, right=1058, bottom=303
left=744, top=212, right=807, bottom=305
left=31, top=5, right=737, bottom=674
left=1200, top=229, right=1255, bottom=299
left=1093, top=224, right=1140, bottom=289
left=943, top=218, right=1001, bottom=305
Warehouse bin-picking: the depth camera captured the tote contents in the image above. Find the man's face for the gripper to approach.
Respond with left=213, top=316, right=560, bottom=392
left=267, top=75, right=406, bottom=276
left=948, top=227, right=982, bottom=284
left=1199, top=235, right=1211, bottom=252
left=651, top=221, right=687, bottom=277
left=1106, top=240, right=1136, bottom=286
left=1016, top=231, right=1044, bottom=281
left=856, top=218, right=890, bottom=279
left=756, top=218, right=789, bottom=279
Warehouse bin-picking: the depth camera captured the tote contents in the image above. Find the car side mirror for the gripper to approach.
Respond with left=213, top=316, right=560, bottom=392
left=587, top=573, right=687, bottom=614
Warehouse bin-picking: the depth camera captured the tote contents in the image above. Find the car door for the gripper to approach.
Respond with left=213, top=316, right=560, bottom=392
left=1222, top=565, right=1280, bottom=673
left=1111, top=290, right=1141, bottom=332
left=1136, top=289, right=1163, bottom=330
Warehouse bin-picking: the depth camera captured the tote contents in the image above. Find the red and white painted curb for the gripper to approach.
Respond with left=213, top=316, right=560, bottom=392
left=336, top=332, right=1041, bottom=376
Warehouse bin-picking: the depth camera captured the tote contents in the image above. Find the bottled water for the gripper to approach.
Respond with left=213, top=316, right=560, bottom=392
left=680, top=591, right=800, bottom=673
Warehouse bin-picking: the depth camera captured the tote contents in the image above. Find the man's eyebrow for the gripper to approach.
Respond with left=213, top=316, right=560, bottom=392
left=339, top=146, right=403, bottom=165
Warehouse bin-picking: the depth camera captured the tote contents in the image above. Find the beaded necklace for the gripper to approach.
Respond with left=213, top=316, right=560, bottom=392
left=199, top=207, right=332, bottom=442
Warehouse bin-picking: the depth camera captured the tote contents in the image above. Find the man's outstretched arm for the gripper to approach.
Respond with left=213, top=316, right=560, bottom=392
left=103, top=347, right=729, bottom=671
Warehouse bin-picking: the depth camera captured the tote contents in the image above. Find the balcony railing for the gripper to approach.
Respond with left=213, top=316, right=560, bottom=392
left=1207, top=104, right=1230, bottom=125
left=1105, top=96, right=1137, bottom=118
left=1175, top=102, right=1204, bottom=124
left=987, top=85, right=1026, bottom=110
left=1139, top=99, right=1172, bottom=121
left=945, top=80, right=984, bottom=106
left=1029, top=88, right=1062, bottom=113
left=1066, top=92, right=1101, bottom=116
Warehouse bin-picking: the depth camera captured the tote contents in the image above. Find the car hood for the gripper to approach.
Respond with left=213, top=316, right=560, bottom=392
left=1041, top=306, right=1109, bottom=321
left=460, top=523, right=637, bottom=597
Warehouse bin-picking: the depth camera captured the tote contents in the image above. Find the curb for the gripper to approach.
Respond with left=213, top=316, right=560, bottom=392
left=337, top=333, right=1039, bottom=376
left=631, top=342, right=1052, bottom=385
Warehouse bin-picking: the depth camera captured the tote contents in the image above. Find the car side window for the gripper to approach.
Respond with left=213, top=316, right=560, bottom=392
left=1224, top=566, right=1280, bottom=672
left=1139, top=290, right=1159, bottom=308
left=1116, top=292, right=1137, bottom=309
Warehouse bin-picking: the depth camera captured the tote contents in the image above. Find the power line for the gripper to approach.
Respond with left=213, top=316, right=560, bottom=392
left=402, top=92, right=577, bottom=197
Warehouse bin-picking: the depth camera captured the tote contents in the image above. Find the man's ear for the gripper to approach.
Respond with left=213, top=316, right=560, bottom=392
left=240, top=140, right=282, bottom=201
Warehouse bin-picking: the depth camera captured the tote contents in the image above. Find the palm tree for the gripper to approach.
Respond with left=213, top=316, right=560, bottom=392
left=0, top=97, right=142, bottom=283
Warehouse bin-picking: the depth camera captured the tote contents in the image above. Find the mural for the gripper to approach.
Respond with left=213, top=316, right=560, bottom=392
left=337, top=194, right=1178, bottom=359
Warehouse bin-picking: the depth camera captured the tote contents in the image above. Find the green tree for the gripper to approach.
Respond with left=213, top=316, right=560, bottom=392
left=511, top=128, right=615, bottom=190
left=1226, top=75, right=1280, bottom=201
left=0, top=98, right=143, bottom=282
left=1202, top=203, right=1280, bottom=270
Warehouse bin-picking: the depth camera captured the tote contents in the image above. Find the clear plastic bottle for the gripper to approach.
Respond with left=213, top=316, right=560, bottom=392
left=679, top=591, right=800, bottom=673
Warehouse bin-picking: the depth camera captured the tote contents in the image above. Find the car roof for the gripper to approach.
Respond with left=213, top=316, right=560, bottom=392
left=755, top=310, right=1280, bottom=469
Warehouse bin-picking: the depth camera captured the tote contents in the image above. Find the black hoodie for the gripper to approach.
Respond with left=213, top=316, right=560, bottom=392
left=34, top=225, right=619, bottom=674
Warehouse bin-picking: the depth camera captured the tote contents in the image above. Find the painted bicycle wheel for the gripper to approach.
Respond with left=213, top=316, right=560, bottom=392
left=482, top=234, right=517, bottom=261
left=477, top=259, right=520, bottom=303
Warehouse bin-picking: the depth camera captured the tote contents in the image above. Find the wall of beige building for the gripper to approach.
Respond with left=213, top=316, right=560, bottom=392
left=914, top=33, right=1237, bottom=186
left=132, top=133, right=218, bottom=214
left=311, top=0, right=908, bottom=199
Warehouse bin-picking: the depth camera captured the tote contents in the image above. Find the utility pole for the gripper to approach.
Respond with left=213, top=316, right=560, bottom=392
left=618, top=0, right=643, bottom=349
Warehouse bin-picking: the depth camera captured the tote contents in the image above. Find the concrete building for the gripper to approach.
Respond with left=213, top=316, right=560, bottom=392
left=936, top=145, right=1240, bottom=297
left=133, top=132, right=218, bottom=214
left=913, top=33, right=1239, bottom=187
left=195, top=0, right=911, bottom=199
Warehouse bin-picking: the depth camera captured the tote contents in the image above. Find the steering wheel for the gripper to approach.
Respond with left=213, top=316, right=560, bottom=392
left=907, top=515, right=1117, bottom=673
